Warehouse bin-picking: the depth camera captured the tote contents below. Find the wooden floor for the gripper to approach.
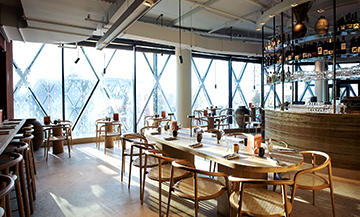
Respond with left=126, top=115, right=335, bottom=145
left=23, top=143, right=360, bottom=217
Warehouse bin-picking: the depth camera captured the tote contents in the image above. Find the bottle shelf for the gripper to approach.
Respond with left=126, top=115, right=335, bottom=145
left=264, top=29, right=360, bottom=54
left=265, top=65, right=360, bottom=85
left=264, top=52, right=360, bottom=70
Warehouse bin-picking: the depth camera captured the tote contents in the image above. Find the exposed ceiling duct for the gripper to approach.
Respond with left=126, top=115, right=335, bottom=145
left=96, top=0, right=159, bottom=50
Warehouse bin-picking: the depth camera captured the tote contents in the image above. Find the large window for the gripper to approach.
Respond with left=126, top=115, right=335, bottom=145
left=13, top=41, right=261, bottom=137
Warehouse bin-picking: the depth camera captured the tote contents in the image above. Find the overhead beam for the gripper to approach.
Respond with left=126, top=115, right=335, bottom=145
left=96, top=0, right=159, bottom=50
left=171, top=0, right=219, bottom=25
left=183, top=0, right=274, bottom=31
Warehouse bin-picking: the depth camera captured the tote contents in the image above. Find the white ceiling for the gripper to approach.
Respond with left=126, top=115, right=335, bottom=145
left=1, top=0, right=360, bottom=56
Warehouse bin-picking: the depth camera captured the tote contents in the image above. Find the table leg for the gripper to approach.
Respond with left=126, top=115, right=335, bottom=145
left=217, top=164, right=267, bottom=217
left=52, top=127, right=64, bottom=154
left=105, top=124, right=114, bottom=148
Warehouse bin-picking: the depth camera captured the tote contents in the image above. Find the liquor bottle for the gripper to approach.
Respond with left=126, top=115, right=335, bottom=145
left=350, top=36, right=357, bottom=53
left=271, top=37, right=276, bottom=47
left=323, top=39, right=329, bottom=55
left=357, top=36, right=360, bottom=53
left=287, top=34, right=291, bottom=45
left=312, top=42, right=318, bottom=57
left=341, top=36, right=347, bottom=54
left=318, top=41, right=323, bottom=56
left=307, top=43, right=312, bottom=58
left=287, top=47, right=292, bottom=61
left=336, top=38, right=341, bottom=54
left=346, top=13, right=353, bottom=30
left=302, top=44, right=307, bottom=59
left=340, top=14, right=346, bottom=31
left=294, top=45, right=300, bottom=60
left=328, top=39, right=334, bottom=55
left=353, top=12, right=359, bottom=29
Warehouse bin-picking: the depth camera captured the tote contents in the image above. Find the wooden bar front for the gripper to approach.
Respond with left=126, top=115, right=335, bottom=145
left=265, top=109, right=360, bottom=170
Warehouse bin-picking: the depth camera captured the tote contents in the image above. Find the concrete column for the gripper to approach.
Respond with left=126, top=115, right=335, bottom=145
left=175, top=48, right=192, bottom=127
left=314, top=61, right=327, bottom=102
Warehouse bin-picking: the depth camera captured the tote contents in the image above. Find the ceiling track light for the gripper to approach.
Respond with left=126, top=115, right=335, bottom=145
left=85, top=14, right=109, bottom=25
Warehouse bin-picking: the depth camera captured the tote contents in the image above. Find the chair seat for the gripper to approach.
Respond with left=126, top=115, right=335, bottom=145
left=133, top=155, right=161, bottom=168
left=100, top=132, right=121, bottom=137
left=173, top=177, right=226, bottom=201
left=49, top=135, right=67, bottom=141
left=148, top=164, right=190, bottom=182
left=279, top=170, right=329, bottom=190
left=230, top=188, right=292, bottom=216
left=123, top=148, right=140, bottom=156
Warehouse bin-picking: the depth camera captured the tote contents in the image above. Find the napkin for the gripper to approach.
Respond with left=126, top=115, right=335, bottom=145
left=189, top=143, right=203, bottom=148
left=150, top=132, right=161, bottom=135
left=222, top=153, right=240, bottom=160
left=164, top=137, right=177, bottom=141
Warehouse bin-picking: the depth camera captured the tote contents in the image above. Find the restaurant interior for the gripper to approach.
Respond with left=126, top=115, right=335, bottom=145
left=0, top=0, right=360, bottom=216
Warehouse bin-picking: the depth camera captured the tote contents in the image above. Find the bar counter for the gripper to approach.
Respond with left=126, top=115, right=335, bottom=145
left=265, top=109, right=360, bottom=171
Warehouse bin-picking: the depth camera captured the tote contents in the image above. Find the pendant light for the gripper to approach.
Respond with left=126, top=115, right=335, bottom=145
left=178, top=0, right=183, bottom=64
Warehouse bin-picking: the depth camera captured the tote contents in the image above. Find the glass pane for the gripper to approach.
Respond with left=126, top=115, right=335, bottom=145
left=240, top=63, right=261, bottom=108
left=136, top=52, right=155, bottom=129
left=204, top=59, right=228, bottom=109
left=158, top=54, right=176, bottom=115
left=27, top=44, right=62, bottom=119
left=12, top=42, right=43, bottom=73
left=64, top=47, right=98, bottom=126
left=192, top=57, right=212, bottom=77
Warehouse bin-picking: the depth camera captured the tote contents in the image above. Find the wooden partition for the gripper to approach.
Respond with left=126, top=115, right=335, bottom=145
left=265, top=109, right=360, bottom=171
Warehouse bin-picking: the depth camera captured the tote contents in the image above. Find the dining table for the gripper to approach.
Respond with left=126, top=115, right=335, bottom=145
left=0, top=119, right=26, bottom=154
left=145, top=128, right=304, bottom=216
left=96, top=120, right=122, bottom=148
left=42, top=123, right=68, bottom=154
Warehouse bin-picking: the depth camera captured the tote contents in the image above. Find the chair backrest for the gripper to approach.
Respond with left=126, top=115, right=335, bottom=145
left=219, top=108, right=234, bottom=116
left=294, top=151, right=331, bottom=181
left=99, top=122, right=122, bottom=134
left=144, top=115, right=154, bottom=126
left=261, top=138, right=289, bottom=148
left=226, top=132, right=247, bottom=138
left=0, top=174, right=14, bottom=213
left=140, top=126, right=157, bottom=136
left=122, top=133, right=148, bottom=144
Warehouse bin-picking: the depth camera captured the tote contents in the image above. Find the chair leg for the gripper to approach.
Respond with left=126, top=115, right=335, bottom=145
left=23, top=150, right=34, bottom=214
left=67, top=140, right=71, bottom=158
left=18, top=159, right=30, bottom=217
left=121, top=148, right=125, bottom=182
left=273, top=172, right=277, bottom=191
left=328, top=163, right=336, bottom=217
left=128, top=147, right=134, bottom=189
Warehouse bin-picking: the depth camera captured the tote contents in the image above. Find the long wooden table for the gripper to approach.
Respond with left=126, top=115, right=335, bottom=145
left=145, top=128, right=303, bottom=216
left=0, top=119, right=25, bottom=154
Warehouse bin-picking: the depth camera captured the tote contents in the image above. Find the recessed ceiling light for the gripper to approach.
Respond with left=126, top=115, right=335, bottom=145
left=269, top=14, right=275, bottom=18
left=291, top=3, right=298, bottom=7
left=260, top=21, right=266, bottom=25
left=317, top=9, right=325, bottom=13
left=256, top=27, right=261, bottom=31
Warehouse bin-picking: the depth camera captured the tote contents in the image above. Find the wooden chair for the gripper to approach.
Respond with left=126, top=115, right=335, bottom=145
left=219, top=108, right=234, bottom=129
left=261, top=138, right=289, bottom=191
left=0, top=174, right=14, bottom=217
left=229, top=176, right=294, bottom=217
left=43, top=125, right=71, bottom=161
left=123, top=133, right=160, bottom=201
left=141, top=150, right=191, bottom=217
left=98, top=122, right=122, bottom=154
left=0, top=152, right=28, bottom=217
left=58, top=120, right=73, bottom=149
left=166, top=160, right=230, bottom=217
left=143, top=115, right=154, bottom=127
left=279, top=151, right=336, bottom=217
left=94, top=118, right=105, bottom=149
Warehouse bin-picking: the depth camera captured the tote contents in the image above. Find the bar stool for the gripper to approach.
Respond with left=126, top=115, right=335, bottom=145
left=5, top=141, right=35, bottom=214
left=0, top=174, right=15, bottom=217
left=0, top=152, right=29, bottom=217
left=19, top=128, right=37, bottom=175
